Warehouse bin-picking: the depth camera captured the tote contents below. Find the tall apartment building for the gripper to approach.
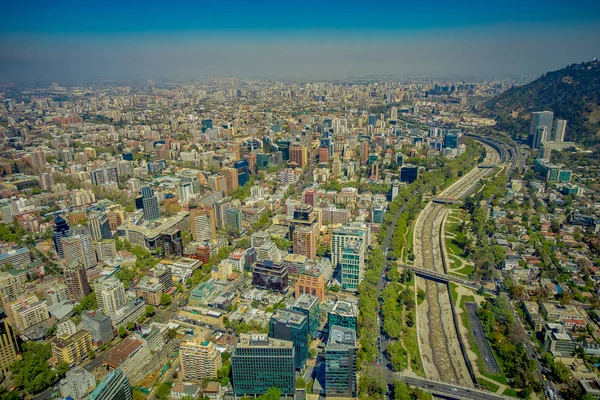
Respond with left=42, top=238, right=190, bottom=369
left=95, top=277, right=126, bottom=313
left=95, top=239, right=117, bottom=261
left=0, top=321, right=19, bottom=372
left=0, top=247, right=31, bottom=271
left=331, top=226, right=366, bottom=267
left=225, top=208, right=243, bottom=236
left=90, top=166, right=119, bottom=186
left=325, top=326, right=357, bottom=398
left=89, top=212, right=111, bottom=241
left=64, top=262, right=91, bottom=302
left=59, top=366, right=97, bottom=400
left=232, top=334, right=295, bottom=397
left=89, top=368, right=132, bottom=400
left=30, top=149, right=46, bottom=171
left=63, top=234, right=98, bottom=269
left=179, top=339, right=222, bottom=382
left=52, top=330, right=94, bottom=365
left=0, top=272, right=25, bottom=308
left=289, top=143, right=307, bottom=169
left=53, top=214, right=72, bottom=259
left=220, top=167, right=239, bottom=195
left=292, top=223, right=318, bottom=259
left=190, top=205, right=216, bottom=241
left=6, top=295, right=49, bottom=332
left=340, top=240, right=365, bottom=291
left=269, top=309, right=309, bottom=370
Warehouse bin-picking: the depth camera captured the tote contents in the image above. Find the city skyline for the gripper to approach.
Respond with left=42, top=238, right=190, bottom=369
left=1, top=0, right=600, bottom=82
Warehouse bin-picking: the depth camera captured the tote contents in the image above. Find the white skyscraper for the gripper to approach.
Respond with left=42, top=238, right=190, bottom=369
left=178, top=181, right=192, bottom=204
left=553, top=119, right=567, bottom=142
left=94, top=277, right=126, bottom=313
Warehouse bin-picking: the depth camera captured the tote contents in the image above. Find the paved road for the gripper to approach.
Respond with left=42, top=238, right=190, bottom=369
left=464, top=302, right=500, bottom=374
left=401, top=376, right=510, bottom=400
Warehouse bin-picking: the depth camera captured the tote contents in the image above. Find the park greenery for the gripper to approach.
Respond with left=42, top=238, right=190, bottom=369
left=477, top=295, right=541, bottom=397
left=10, top=342, right=70, bottom=394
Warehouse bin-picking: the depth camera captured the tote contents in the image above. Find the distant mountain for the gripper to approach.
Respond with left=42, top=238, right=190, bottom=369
left=482, top=60, right=600, bottom=147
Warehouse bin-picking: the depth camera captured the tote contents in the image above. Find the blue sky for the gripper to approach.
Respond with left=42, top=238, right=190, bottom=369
left=1, top=0, right=600, bottom=81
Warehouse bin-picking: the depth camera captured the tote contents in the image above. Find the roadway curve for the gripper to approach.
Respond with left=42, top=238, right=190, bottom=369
left=413, top=142, right=500, bottom=385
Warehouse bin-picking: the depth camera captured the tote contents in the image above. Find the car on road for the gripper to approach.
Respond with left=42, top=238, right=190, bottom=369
left=451, top=387, right=458, bottom=391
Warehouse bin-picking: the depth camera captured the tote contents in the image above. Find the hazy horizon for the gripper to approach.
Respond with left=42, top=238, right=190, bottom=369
left=2, top=0, right=600, bottom=83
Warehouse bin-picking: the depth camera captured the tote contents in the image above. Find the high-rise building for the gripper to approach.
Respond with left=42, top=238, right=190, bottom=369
left=289, top=143, right=307, bottom=168
left=0, top=272, right=25, bottom=308
left=63, top=234, right=98, bottom=269
left=95, top=239, right=117, bottom=261
left=319, top=145, right=329, bottom=162
left=292, top=293, right=320, bottom=338
left=367, top=114, right=378, bottom=127
left=331, top=226, right=365, bottom=268
left=529, top=111, right=554, bottom=149
left=252, top=260, right=288, bottom=292
left=90, top=166, right=119, bottom=186
left=339, top=240, right=365, bottom=291
left=142, top=196, right=160, bottom=221
left=160, top=228, right=183, bottom=257
left=64, top=262, right=91, bottom=302
left=81, top=311, right=114, bottom=345
left=0, top=321, right=18, bottom=373
left=89, top=368, right=132, bottom=400
left=325, top=326, right=357, bottom=398
left=6, top=295, right=49, bottom=332
left=178, top=181, right=193, bottom=204
left=276, top=140, right=291, bottom=161
left=89, top=212, right=111, bottom=241
left=232, top=334, right=295, bottom=397
left=292, top=223, right=318, bottom=259
left=400, top=165, right=419, bottom=183
left=59, top=366, right=96, bottom=400
left=30, top=150, right=46, bottom=171
left=269, top=309, right=308, bottom=370
left=443, top=129, right=462, bottom=149
left=190, top=205, right=216, bottom=242
left=179, top=339, right=222, bottom=382
left=95, top=277, right=126, bottom=314
left=53, top=214, right=72, bottom=259
left=225, top=208, right=243, bottom=236
left=220, top=167, right=239, bottom=195
left=372, top=205, right=385, bottom=223
left=39, top=172, right=54, bottom=191
left=553, top=119, right=567, bottom=142
left=328, top=300, right=358, bottom=332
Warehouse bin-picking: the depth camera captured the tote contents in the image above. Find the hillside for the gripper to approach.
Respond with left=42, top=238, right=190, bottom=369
left=482, top=60, right=600, bottom=146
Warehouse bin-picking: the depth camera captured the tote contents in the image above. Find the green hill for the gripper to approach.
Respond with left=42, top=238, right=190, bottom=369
left=482, top=60, right=600, bottom=147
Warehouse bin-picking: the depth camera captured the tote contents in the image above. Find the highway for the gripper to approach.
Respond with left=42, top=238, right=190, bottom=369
left=413, top=142, right=501, bottom=386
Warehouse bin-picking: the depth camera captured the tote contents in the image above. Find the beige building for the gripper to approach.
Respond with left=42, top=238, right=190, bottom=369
left=52, top=330, right=94, bottom=365
left=0, top=321, right=19, bottom=372
left=95, top=276, right=126, bottom=313
left=211, top=260, right=233, bottom=281
left=6, top=295, right=49, bottom=332
left=180, top=339, right=222, bottom=382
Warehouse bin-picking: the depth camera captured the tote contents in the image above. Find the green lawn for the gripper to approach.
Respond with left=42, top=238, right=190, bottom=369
left=503, top=388, right=519, bottom=398
left=403, top=220, right=415, bottom=263
left=477, top=378, right=500, bottom=393
left=455, top=264, right=474, bottom=276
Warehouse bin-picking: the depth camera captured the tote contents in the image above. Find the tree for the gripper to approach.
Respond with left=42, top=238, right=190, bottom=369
left=296, top=377, right=307, bottom=388
left=256, top=387, right=281, bottom=400
left=237, top=237, right=251, bottom=249
left=89, top=349, right=97, bottom=359
left=393, top=380, right=411, bottom=400
left=160, top=294, right=172, bottom=306
left=118, top=326, right=128, bottom=338
left=10, top=342, right=69, bottom=394
left=251, top=300, right=260, bottom=308
left=145, top=305, right=155, bottom=317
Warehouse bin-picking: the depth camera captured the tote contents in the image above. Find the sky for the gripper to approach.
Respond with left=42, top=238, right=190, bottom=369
left=1, top=0, right=600, bottom=82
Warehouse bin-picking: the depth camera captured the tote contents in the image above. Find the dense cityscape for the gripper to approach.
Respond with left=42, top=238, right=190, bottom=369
left=1, top=1, right=600, bottom=400
left=0, top=64, right=598, bottom=400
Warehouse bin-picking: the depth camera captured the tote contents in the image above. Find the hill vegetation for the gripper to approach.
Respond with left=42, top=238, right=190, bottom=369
left=481, top=60, right=600, bottom=146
